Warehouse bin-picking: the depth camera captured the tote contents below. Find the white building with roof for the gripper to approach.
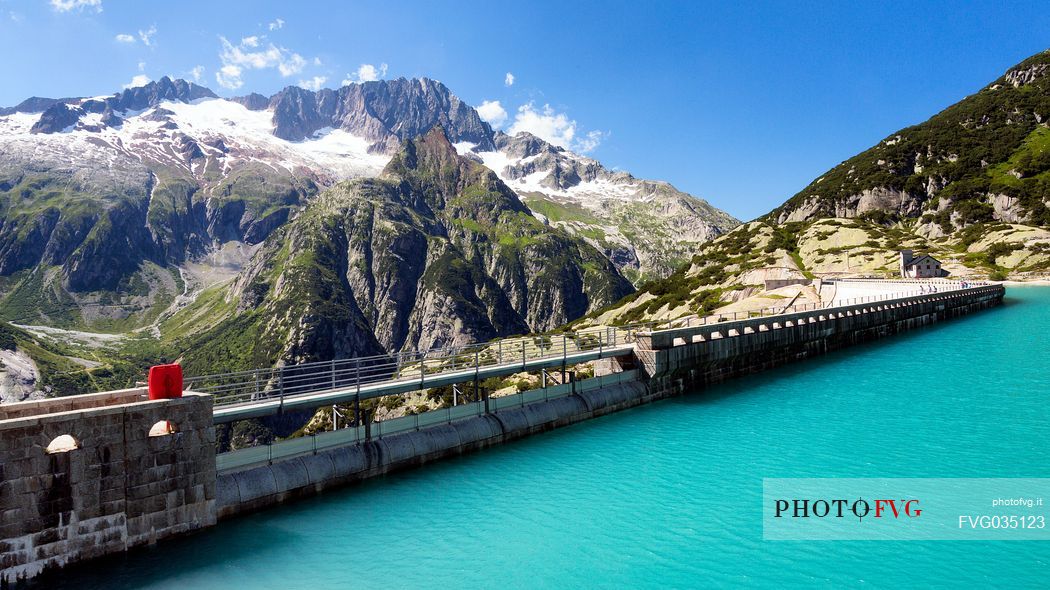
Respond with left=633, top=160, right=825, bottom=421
left=900, top=250, right=948, bottom=278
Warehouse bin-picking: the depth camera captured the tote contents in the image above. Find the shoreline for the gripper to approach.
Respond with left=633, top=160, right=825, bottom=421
left=1001, top=279, right=1050, bottom=286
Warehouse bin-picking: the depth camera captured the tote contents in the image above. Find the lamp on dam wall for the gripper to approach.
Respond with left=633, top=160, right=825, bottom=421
left=148, top=363, right=184, bottom=400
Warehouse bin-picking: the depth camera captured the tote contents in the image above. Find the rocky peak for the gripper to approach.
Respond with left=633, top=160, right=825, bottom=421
left=494, top=131, right=563, bottom=160
left=386, top=126, right=461, bottom=176
left=263, top=78, right=497, bottom=150
left=0, top=96, right=68, bottom=116
left=382, top=126, right=515, bottom=215
left=231, top=92, right=269, bottom=111
left=269, top=85, right=330, bottom=141
left=29, top=102, right=81, bottom=134
left=26, top=77, right=216, bottom=134
left=102, top=77, right=216, bottom=113
left=345, top=78, right=496, bottom=151
left=489, top=130, right=612, bottom=190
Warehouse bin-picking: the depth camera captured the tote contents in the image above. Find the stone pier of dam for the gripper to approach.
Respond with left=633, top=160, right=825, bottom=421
left=0, top=284, right=1005, bottom=583
left=0, top=389, right=216, bottom=583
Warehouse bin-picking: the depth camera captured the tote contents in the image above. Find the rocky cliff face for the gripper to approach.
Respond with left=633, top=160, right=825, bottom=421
left=268, top=78, right=496, bottom=151
left=178, top=129, right=633, bottom=370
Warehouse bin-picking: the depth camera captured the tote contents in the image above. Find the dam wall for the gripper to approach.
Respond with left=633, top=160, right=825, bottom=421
left=214, top=373, right=656, bottom=519
left=634, top=285, right=1005, bottom=397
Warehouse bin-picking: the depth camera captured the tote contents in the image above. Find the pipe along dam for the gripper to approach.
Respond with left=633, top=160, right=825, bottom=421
left=0, top=281, right=1005, bottom=583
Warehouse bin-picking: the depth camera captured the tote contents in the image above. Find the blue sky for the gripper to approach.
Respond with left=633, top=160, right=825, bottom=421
left=0, top=0, right=1048, bottom=220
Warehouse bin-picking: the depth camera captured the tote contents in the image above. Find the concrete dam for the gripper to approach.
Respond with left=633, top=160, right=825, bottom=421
left=0, top=283, right=1005, bottom=583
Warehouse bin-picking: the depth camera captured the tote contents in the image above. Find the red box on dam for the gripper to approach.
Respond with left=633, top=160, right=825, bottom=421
left=148, top=364, right=184, bottom=400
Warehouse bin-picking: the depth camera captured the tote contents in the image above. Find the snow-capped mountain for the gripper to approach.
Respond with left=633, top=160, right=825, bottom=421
left=457, top=131, right=739, bottom=282
left=0, top=76, right=736, bottom=330
left=2, top=76, right=491, bottom=188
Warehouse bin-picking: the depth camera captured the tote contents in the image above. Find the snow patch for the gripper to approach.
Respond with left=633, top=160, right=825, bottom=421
left=0, top=97, right=391, bottom=183
left=453, top=141, right=476, bottom=155
left=474, top=145, right=644, bottom=206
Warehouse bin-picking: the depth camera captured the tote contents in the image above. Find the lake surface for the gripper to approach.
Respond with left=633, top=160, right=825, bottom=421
left=41, top=286, right=1050, bottom=588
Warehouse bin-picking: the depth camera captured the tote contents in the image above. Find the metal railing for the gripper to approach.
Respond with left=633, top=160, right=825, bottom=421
left=215, top=369, right=640, bottom=471
left=189, top=281, right=976, bottom=412
left=191, top=326, right=630, bottom=409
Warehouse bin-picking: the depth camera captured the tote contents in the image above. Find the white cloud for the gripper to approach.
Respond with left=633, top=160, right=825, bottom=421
left=508, top=102, right=575, bottom=148
left=575, top=130, right=608, bottom=153
left=268, top=18, right=284, bottom=31
left=50, top=0, right=101, bottom=12
left=122, top=74, right=151, bottom=89
left=215, top=35, right=309, bottom=89
left=216, top=64, right=243, bottom=90
left=342, top=63, right=388, bottom=85
left=504, top=72, right=515, bottom=87
left=278, top=54, right=306, bottom=76
left=508, top=102, right=606, bottom=153
left=137, top=60, right=146, bottom=72
left=476, top=100, right=508, bottom=129
left=298, top=76, right=327, bottom=91
left=114, top=33, right=135, bottom=43
left=189, top=65, right=204, bottom=83
left=138, top=24, right=157, bottom=47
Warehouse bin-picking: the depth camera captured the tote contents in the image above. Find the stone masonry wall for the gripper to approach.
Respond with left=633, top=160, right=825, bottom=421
left=0, top=392, right=216, bottom=584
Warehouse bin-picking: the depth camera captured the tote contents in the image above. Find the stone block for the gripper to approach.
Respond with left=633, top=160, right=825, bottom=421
left=327, top=446, right=354, bottom=478
left=450, top=415, right=503, bottom=444
left=377, top=434, right=416, bottom=465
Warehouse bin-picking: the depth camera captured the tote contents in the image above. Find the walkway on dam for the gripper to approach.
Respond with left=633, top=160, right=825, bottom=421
left=189, top=279, right=979, bottom=424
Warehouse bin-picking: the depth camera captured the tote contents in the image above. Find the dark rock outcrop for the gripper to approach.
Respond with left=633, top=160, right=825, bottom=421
left=231, top=92, right=270, bottom=111
left=0, top=96, right=69, bottom=116
left=267, top=78, right=496, bottom=151
left=30, top=103, right=81, bottom=134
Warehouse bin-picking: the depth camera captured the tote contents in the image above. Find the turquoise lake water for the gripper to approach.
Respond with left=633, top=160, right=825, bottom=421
left=40, top=286, right=1050, bottom=588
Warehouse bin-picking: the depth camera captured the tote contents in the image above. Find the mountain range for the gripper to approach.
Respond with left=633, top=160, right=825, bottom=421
left=0, top=76, right=736, bottom=331
left=0, top=75, right=735, bottom=399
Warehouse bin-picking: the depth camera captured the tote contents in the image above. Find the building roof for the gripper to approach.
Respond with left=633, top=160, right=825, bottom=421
left=903, top=253, right=941, bottom=267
